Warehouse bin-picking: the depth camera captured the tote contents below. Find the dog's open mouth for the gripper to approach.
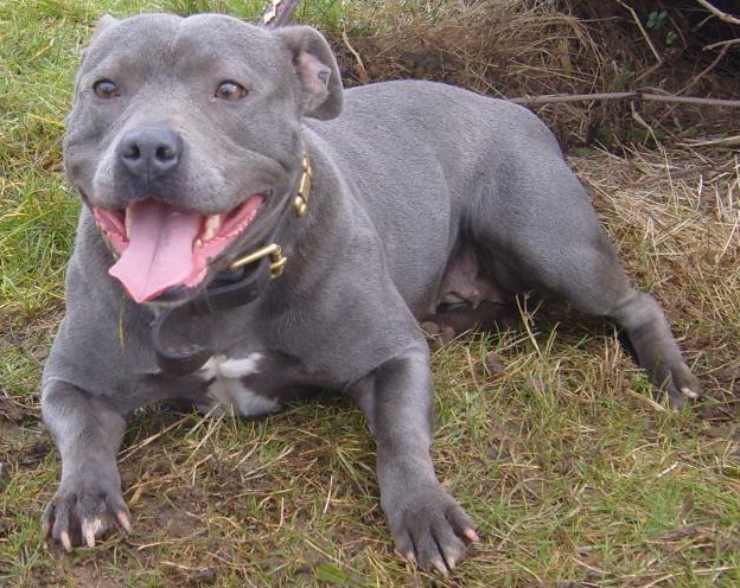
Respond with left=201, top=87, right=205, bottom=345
left=93, top=196, right=264, bottom=303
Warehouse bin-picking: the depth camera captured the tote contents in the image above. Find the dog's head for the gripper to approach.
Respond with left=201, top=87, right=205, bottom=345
left=64, top=13, right=342, bottom=304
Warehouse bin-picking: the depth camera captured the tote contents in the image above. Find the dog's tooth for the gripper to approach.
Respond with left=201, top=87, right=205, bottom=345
left=124, top=207, right=133, bottom=236
left=202, top=214, right=223, bottom=241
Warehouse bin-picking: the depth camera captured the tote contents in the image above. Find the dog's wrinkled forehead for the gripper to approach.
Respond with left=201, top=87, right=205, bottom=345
left=82, top=13, right=286, bottom=83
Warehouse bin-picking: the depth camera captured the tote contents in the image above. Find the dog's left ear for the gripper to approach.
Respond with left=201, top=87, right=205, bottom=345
left=275, top=26, right=343, bottom=120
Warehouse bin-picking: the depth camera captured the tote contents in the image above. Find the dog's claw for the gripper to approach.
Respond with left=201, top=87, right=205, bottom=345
left=464, top=528, right=479, bottom=542
left=399, top=550, right=416, bottom=564
left=430, top=557, right=450, bottom=576
left=116, top=511, right=132, bottom=533
left=681, top=386, right=698, bottom=399
left=83, top=525, right=96, bottom=548
left=446, top=552, right=461, bottom=570
left=82, top=517, right=104, bottom=548
left=60, top=530, right=72, bottom=553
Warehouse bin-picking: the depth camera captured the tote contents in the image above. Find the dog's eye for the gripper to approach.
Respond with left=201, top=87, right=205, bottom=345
left=215, top=81, right=248, bottom=101
left=93, top=79, right=120, bottom=99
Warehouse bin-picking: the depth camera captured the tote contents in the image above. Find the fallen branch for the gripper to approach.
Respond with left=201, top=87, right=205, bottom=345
left=510, top=91, right=740, bottom=108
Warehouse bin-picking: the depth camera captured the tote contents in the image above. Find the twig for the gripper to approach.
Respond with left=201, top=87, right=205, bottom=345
left=119, top=415, right=191, bottom=462
left=660, top=0, right=689, bottom=49
left=259, top=0, right=301, bottom=28
left=642, top=93, right=740, bottom=107
left=631, top=101, right=661, bottom=146
left=655, top=462, right=679, bottom=478
left=694, top=0, right=740, bottom=27
left=704, top=37, right=740, bottom=50
left=617, top=0, right=663, bottom=65
left=511, top=91, right=636, bottom=105
left=678, top=43, right=730, bottom=95
left=510, top=91, right=740, bottom=108
left=515, top=295, right=542, bottom=359
left=626, top=389, right=667, bottom=412
left=342, top=29, right=369, bottom=83
left=634, top=61, right=665, bottom=85
left=680, top=134, right=740, bottom=147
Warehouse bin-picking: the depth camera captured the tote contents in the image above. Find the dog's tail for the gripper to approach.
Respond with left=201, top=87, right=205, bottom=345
left=260, top=0, right=302, bottom=28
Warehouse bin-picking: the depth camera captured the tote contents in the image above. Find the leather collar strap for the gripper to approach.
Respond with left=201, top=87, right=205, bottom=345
left=151, top=154, right=312, bottom=376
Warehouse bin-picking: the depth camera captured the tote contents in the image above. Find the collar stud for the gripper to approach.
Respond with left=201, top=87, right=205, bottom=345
left=292, top=155, right=312, bottom=217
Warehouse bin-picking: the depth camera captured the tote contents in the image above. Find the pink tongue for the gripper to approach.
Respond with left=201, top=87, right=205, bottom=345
left=109, top=200, right=202, bottom=303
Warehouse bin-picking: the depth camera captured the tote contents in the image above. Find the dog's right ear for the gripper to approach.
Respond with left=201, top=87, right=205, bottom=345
left=69, top=15, right=119, bottom=121
left=89, top=14, right=118, bottom=47
left=275, top=25, right=343, bottom=120
left=93, top=14, right=118, bottom=36
left=79, top=14, right=118, bottom=66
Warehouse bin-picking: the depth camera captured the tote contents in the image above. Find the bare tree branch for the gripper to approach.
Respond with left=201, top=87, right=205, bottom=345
left=694, top=0, right=740, bottom=27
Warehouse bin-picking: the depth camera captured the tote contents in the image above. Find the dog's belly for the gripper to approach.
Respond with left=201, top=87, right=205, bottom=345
left=193, top=352, right=319, bottom=417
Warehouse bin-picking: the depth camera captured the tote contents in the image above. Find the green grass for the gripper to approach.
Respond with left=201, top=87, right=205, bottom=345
left=1, top=1, right=738, bottom=586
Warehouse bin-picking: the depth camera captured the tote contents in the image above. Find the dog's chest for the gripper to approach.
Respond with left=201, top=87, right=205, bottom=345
left=195, top=351, right=311, bottom=417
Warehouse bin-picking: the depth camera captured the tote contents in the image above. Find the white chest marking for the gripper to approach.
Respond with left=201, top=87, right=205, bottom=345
left=198, top=353, right=280, bottom=417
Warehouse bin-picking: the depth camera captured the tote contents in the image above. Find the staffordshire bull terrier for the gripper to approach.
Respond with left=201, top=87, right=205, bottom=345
left=41, top=13, right=700, bottom=574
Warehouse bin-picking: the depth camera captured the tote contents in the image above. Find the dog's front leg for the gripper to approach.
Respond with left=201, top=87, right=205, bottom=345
left=350, top=347, right=478, bottom=574
left=41, top=380, right=130, bottom=551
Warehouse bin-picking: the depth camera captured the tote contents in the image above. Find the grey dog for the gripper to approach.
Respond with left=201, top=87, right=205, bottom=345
left=42, top=13, right=700, bottom=574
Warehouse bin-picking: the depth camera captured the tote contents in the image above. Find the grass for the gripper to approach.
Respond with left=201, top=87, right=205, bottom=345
left=1, top=1, right=738, bottom=586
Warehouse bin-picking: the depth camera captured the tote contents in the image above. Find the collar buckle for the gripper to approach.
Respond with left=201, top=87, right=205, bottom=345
left=228, top=154, right=311, bottom=278
left=230, top=243, right=287, bottom=279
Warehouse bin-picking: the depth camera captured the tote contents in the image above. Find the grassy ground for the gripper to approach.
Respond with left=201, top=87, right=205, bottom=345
left=1, top=1, right=738, bottom=586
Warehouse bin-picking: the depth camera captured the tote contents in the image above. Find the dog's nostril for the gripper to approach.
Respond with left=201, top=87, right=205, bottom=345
left=123, top=144, right=141, bottom=160
left=156, top=145, right=176, bottom=162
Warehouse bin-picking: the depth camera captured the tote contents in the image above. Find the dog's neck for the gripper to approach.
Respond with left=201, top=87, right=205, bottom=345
left=151, top=152, right=314, bottom=376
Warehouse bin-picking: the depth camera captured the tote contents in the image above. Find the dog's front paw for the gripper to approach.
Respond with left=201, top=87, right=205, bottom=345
left=662, top=361, right=701, bottom=410
left=42, top=466, right=130, bottom=552
left=385, top=486, right=478, bottom=575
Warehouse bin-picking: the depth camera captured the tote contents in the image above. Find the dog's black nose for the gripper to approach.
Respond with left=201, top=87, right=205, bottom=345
left=117, top=127, right=182, bottom=181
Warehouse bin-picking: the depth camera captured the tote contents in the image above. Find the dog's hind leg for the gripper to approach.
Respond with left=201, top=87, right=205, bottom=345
left=472, top=154, right=700, bottom=408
